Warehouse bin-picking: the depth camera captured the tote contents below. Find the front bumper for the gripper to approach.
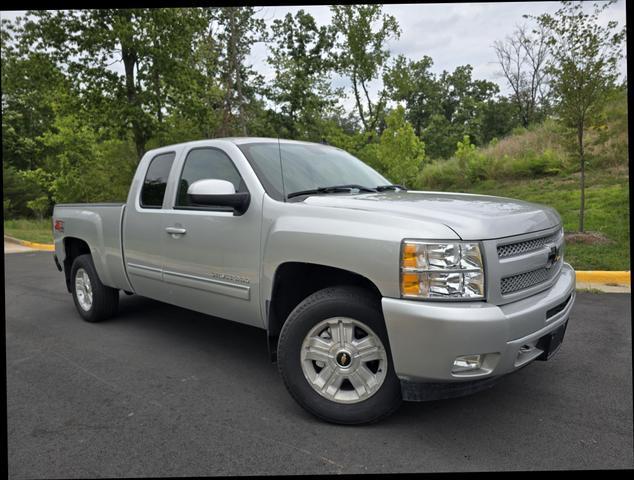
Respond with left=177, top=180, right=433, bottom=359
left=382, top=263, right=576, bottom=385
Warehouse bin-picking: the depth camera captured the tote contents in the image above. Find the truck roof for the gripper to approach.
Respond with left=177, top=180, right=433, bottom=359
left=224, top=137, right=325, bottom=146
left=145, top=137, right=328, bottom=156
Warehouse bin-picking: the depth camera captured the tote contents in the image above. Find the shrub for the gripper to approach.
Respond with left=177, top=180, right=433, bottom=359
left=3, top=199, right=12, bottom=217
left=453, top=135, right=490, bottom=183
left=26, top=196, right=50, bottom=220
left=418, top=158, right=465, bottom=190
left=2, top=163, right=44, bottom=218
left=376, top=106, right=426, bottom=187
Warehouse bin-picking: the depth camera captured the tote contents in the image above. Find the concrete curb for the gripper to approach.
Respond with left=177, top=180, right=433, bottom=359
left=4, top=235, right=55, bottom=252
left=575, top=271, right=630, bottom=285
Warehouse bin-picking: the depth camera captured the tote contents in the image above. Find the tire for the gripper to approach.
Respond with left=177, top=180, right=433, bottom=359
left=70, top=254, right=119, bottom=322
left=277, top=286, right=402, bottom=425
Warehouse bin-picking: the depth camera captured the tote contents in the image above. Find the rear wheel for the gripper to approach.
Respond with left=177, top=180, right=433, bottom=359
left=277, top=286, right=402, bottom=424
left=70, top=254, right=119, bottom=322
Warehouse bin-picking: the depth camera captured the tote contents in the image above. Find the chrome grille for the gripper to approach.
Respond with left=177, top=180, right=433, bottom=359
left=497, top=230, right=561, bottom=258
left=501, top=263, right=561, bottom=295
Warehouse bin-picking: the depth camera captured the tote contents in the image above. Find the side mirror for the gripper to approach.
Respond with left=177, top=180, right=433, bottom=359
left=187, top=179, right=250, bottom=215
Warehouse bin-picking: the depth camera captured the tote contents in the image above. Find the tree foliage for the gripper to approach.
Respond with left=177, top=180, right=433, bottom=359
left=267, top=10, right=340, bottom=140
left=529, top=0, right=625, bottom=232
left=331, top=4, right=400, bottom=134
left=385, top=61, right=503, bottom=159
left=376, top=105, right=426, bottom=187
left=211, top=7, right=267, bottom=137
left=493, top=23, right=551, bottom=127
left=17, top=8, right=209, bottom=159
left=1, top=3, right=626, bottom=222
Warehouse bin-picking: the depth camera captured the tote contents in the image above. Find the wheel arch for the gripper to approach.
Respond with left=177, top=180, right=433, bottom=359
left=265, top=262, right=383, bottom=362
left=62, top=237, right=92, bottom=292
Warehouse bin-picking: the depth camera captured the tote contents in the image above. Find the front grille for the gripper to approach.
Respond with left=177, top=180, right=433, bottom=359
left=501, top=264, right=560, bottom=295
left=497, top=230, right=561, bottom=258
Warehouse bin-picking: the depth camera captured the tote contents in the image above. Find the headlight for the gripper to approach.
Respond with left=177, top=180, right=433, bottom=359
left=400, top=241, right=485, bottom=300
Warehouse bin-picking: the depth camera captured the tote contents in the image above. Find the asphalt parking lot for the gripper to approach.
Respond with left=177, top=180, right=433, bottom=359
left=5, top=251, right=633, bottom=477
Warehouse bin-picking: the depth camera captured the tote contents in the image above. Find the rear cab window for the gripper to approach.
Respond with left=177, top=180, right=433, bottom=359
left=140, top=152, right=176, bottom=208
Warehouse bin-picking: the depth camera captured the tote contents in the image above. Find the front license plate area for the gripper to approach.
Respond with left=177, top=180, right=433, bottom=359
left=536, top=320, right=568, bottom=361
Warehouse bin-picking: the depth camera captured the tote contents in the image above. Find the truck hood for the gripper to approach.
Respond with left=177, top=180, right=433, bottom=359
left=303, top=190, right=561, bottom=240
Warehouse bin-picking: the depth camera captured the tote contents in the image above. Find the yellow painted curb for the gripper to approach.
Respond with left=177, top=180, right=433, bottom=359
left=576, top=271, right=630, bottom=285
left=20, top=240, right=55, bottom=251
left=4, top=235, right=55, bottom=252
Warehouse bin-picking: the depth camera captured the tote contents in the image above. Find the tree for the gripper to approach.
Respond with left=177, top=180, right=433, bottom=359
left=1, top=18, right=70, bottom=171
left=376, top=105, right=425, bottom=186
left=479, top=96, right=519, bottom=144
left=2, top=163, right=43, bottom=218
left=530, top=0, right=625, bottom=232
left=422, top=65, right=500, bottom=158
left=211, top=7, right=267, bottom=137
left=383, top=55, right=504, bottom=159
left=267, top=9, right=341, bottom=140
left=493, top=24, right=551, bottom=127
left=383, top=54, right=439, bottom=137
left=331, top=4, right=400, bottom=134
left=19, top=8, right=208, bottom=160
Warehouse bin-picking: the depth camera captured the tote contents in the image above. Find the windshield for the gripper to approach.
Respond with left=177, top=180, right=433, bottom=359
left=237, top=142, right=389, bottom=201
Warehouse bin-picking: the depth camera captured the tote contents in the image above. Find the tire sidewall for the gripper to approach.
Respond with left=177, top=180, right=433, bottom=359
left=70, top=255, right=100, bottom=322
left=278, top=287, right=402, bottom=424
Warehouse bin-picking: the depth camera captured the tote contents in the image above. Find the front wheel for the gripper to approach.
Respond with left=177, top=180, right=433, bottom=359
left=277, top=286, right=402, bottom=424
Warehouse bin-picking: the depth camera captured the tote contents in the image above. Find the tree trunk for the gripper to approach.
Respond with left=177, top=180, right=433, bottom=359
left=154, top=65, right=163, bottom=125
left=235, top=58, right=247, bottom=136
left=120, top=13, right=146, bottom=160
left=578, top=124, right=585, bottom=233
left=360, top=78, right=374, bottom=125
left=351, top=69, right=367, bottom=131
left=219, top=8, right=236, bottom=137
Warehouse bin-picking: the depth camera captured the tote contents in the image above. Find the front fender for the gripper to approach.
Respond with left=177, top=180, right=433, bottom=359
left=259, top=195, right=459, bottom=325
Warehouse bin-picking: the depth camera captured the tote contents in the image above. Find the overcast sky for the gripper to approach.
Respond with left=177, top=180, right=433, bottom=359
left=1, top=2, right=627, bottom=112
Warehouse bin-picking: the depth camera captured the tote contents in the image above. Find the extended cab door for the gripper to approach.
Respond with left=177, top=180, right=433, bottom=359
left=159, top=142, right=263, bottom=328
left=122, top=150, right=178, bottom=300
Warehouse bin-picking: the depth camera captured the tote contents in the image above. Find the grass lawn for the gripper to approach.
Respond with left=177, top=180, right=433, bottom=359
left=4, top=218, right=54, bottom=244
left=464, top=166, right=630, bottom=271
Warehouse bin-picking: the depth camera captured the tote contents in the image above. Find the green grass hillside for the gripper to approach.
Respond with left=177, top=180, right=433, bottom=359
left=417, top=89, right=629, bottom=271
left=418, top=89, right=628, bottom=191
left=462, top=167, right=629, bottom=271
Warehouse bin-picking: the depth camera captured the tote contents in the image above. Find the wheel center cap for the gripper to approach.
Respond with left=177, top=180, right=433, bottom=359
left=336, top=350, right=352, bottom=368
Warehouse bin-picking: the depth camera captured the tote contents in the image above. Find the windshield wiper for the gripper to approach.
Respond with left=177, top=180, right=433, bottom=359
left=287, top=184, right=377, bottom=199
left=375, top=184, right=407, bottom=192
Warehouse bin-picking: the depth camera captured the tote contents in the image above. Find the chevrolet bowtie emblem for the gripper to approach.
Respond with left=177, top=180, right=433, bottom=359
left=337, top=351, right=351, bottom=367
left=545, top=244, right=560, bottom=269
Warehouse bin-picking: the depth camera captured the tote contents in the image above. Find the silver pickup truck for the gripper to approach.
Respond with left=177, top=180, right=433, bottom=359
left=52, top=137, right=575, bottom=424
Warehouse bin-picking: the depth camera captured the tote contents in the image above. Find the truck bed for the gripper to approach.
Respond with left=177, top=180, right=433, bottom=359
left=53, top=203, right=132, bottom=292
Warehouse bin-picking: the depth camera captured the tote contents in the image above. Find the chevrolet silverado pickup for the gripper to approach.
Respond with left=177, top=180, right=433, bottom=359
left=52, top=137, right=576, bottom=424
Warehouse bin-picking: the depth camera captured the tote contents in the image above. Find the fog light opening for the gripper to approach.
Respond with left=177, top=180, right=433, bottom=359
left=452, top=354, right=483, bottom=373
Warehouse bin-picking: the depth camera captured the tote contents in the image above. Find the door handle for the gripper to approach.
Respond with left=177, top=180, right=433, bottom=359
left=165, top=226, right=187, bottom=235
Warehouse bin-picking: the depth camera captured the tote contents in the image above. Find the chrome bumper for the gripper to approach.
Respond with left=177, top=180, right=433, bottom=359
left=382, top=263, right=576, bottom=382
